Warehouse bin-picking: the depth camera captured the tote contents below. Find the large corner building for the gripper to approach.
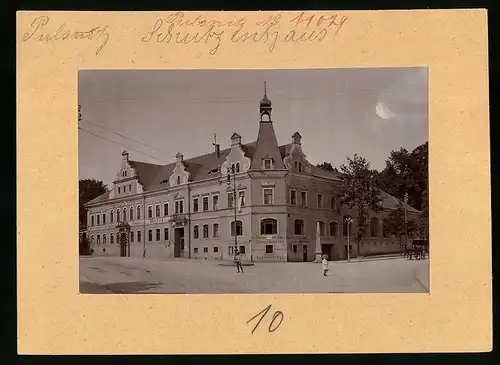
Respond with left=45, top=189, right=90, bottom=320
left=84, top=88, right=420, bottom=262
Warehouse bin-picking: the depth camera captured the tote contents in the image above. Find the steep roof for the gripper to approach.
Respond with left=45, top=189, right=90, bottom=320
left=379, top=190, right=420, bottom=213
left=250, top=121, right=285, bottom=169
left=86, top=191, right=110, bottom=205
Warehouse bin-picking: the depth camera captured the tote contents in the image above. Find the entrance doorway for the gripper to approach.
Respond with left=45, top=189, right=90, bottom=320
left=322, top=244, right=334, bottom=260
left=174, top=228, right=185, bottom=258
left=120, top=233, right=127, bottom=257
left=303, top=245, right=308, bottom=262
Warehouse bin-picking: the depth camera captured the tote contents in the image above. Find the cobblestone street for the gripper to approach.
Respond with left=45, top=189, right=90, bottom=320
left=80, top=255, right=429, bottom=294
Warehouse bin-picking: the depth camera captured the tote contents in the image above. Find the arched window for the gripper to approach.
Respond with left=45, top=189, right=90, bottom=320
left=193, top=225, right=199, bottom=239
left=236, top=163, right=240, bottom=173
left=110, top=210, right=114, bottom=223
left=298, top=162, right=302, bottom=172
left=261, top=218, right=278, bottom=235
left=116, top=210, right=120, bottom=223
left=97, top=234, right=101, bottom=245
left=137, top=205, right=141, bottom=219
left=148, top=229, right=153, bottom=241
left=343, top=216, right=352, bottom=236
left=110, top=233, right=114, bottom=244
left=329, top=222, right=338, bottom=237
left=123, top=208, right=127, bottom=222
left=129, top=206, right=134, bottom=221
left=370, top=217, right=379, bottom=237
left=316, top=221, right=325, bottom=236
left=177, top=176, right=181, bottom=185
left=231, top=220, right=243, bottom=236
left=103, top=234, right=106, bottom=245
left=203, top=224, right=209, bottom=238
left=294, top=219, right=305, bottom=235
left=294, top=161, right=298, bottom=170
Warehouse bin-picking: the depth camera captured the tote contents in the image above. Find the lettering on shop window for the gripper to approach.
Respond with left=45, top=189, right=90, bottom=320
left=246, top=304, right=284, bottom=335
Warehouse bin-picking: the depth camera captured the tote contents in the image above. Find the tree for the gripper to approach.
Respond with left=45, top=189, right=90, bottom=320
left=339, top=154, right=382, bottom=256
left=79, top=179, right=107, bottom=228
left=316, top=162, right=335, bottom=171
left=383, top=201, right=418, bottom=242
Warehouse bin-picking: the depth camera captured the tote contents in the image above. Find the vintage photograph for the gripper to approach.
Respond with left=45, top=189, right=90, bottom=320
left=78, top=68, right=429, bottom=294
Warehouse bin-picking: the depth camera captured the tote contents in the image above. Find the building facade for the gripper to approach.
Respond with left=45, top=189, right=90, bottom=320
left=84, top=89, right=420, bottom=262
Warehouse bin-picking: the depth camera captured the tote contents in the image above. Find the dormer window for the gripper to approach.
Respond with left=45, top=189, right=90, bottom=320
left=177, top=176, right=181, bottom=185
left=160, top=179, right=169, bottom=184
left=264, top=159, right=273, bottom=170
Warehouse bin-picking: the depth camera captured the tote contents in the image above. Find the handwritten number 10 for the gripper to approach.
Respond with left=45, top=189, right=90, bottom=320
left=247, top=305, right=284, bottom=334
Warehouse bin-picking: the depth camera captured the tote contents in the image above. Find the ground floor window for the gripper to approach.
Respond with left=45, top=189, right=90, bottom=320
left=156, top=229, right=160, bottom=241
left=194, top=248, right=198, bottom=254
left=148, top=229, right=152, bottom=241
left=266, top=245, right=274, bottom=254
left=214, top=246, right=219, bottom=253
left=292, top=244, right=298, bottom=253
left=130, top=231, right=134, bottom=243
left=137, top=231, right=141, bottom=242
left=203, top=247, right=208, bottom=253
left=164, top=228, right=169, bottom=240
left=97, top=235, right=100, bottom=245
left=239, top=245, right=246, bottom=254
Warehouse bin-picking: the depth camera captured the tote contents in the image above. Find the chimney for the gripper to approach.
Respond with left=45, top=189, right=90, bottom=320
left=122, top=150, right=129, bottom=161
left=231, top=132, right=242, bottom=146
left=215, top=144, right=221, bottom=158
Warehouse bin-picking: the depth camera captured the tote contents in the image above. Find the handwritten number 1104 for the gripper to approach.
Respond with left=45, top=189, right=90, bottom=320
left=247, top=305, right=284, bottom=334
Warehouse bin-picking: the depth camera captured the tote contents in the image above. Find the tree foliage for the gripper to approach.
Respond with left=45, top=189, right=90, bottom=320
left=79, top=179, right=107, bottom=227
left=339, top=154, right=382, bottom=256
left=383, top=201, right=418, bottom=240
left=316, top=162, right=335, bottom=171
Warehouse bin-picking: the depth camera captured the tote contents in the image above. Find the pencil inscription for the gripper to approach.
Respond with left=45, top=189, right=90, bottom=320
left=246, top=304, right=284, bottom=335
left=22, top=16, right=110, bottom=55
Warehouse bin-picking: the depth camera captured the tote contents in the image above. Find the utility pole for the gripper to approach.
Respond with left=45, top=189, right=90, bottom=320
left=404, top=192, right=409, bottom=250
left=227, top=165, right=238, bottom=261
left=345, top=216, right=353, bottom=262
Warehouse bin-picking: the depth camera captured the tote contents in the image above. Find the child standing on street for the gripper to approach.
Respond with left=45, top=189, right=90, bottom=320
left=322, top=255, right=329, bottom=276
left=235, top=250, right=244, bottom=273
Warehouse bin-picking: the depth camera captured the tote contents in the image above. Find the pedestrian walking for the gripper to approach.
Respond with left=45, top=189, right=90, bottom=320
left=235, top=250, right=244, bottom=273
left=322, top=254, right=329, bottom=276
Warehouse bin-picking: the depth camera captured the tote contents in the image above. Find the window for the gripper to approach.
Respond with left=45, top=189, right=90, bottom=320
left=194, top=248, right=199, bottom=254
left=300, top=191, right=307, bottom=206
left=317, top=221, right=326, bottom=236
left=164, top=228, right=169, bottom=240
left=155, top=204, right=160, bottom=217
left=102, top=213, right=106, bottom=225
left=96, top=214, right=100, bottom=225
left=266, top=245, right=274, bottom=254
left=203, top=247, right=209, bottom=253
left=264, top=159, right=272, bottom=170
left=298, top=163, right=302, bottom=172
left=238, top=191, right=245, bottom=207
left=317, top=194, right=323, bottom=208
left=123, top=208, right=127, bottom=222
left=130, top=231, right=134, bottom=243
left=156, top=229, right=160, bottom=241
left=292, top=245, right=298, bottom=253
left=290, top=190, right=297, bottom=205
left=239, top=245, right=246, bottom=254
left=231, top=220, right=243, bottom=236
left=137, top=231, right=141, bottom=242
left=97, top=235, right=100, bottom=245
left=175, top=200, right=184, bottom=214
left=128, top=184, right=131, bottom=192
left=148, top=206, right=153, bottom=218
left=129, top=206, right=134, bottom=221
left=213, top=223, right=219, bottom=238
left=118, top=186, right=121, bottom=194
left=110, top=233, right=114, bottom=244
left=163, top=203, right=168, bottom=216
left=383, top=219, right=390, bottom=238
left=203, top=224, right=209, bottom=239
left=294, top=161, right=298, bottom=170
left=236, top=163, right=240, bottom=172
left=148, top=229, right=152, bottom=241
left=294, top=219, right=305, bottom=235
left=110, top=210, right=114, bottom=223
left=229, top=246, right=234, bottom=256
left=261, top=218, right=278, bottom=235
left=263, top=188, right=274, bottom=205
left=137, top=205, right=141, bottom=219
left=194, top=225, right=199, bottom=239
left=214, top=246, right=219, bottom=253
left=228, top=192, right=234, bottom=208
left=203, top=196, right=209, bottom=211
left=103, top=234, right=106, bottom=245
left=331, top=196, right=337, bottom=210
left=370, top=217, right=379, bottom=237
left=329, top=222, right=338, bottom=237
left=91, top=215, right=94, bottom=226
left=117, top=210, right=120, bottom=222
left=193, top=198, right=199, bottom=212
left=213, top=195, right=219, bottom=210
left=177, top=176, right=181, bottom=185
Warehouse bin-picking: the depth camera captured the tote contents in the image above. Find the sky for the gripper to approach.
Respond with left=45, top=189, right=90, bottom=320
left=78, top=68, right=428, bottom=188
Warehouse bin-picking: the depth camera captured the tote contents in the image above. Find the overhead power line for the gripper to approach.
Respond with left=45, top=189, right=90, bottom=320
left=78, top=127, right=168, bottom=164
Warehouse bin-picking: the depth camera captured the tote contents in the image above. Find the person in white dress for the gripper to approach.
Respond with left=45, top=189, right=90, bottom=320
left=322, top=255, right=329, bottom=276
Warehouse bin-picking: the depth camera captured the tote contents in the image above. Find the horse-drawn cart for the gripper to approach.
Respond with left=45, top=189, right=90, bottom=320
left=404, top=239, right=429, bottom=260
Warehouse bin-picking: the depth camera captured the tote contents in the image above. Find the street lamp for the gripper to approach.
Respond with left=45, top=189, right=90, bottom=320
left=345, top=216, right=353, bottom=262
left=226, top=165, right=238, bottom=261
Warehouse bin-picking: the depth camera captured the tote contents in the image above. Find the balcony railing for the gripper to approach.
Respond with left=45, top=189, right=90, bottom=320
left=168, top=214, right=188, bottom=225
